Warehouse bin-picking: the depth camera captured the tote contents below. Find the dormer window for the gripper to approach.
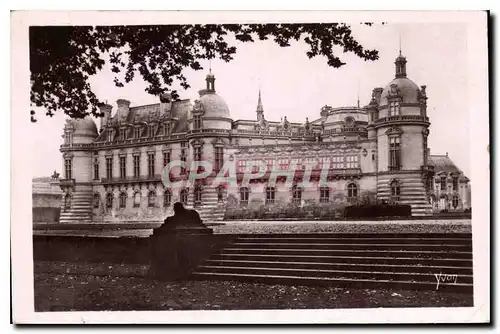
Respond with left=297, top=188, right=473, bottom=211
left=64, top=132, right=73, bottom=145
left=193, top=114, right=202, bottom=130
left=107, top=130, right=114, bottom=142
left=389, top=101, right=401, bottom=116
left=149, top=124, right=155, bottom=137
left=134, top=127, right=141, bottom=139
left=119, top=129, right=126, bottom=141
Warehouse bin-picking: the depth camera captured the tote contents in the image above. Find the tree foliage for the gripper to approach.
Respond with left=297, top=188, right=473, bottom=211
left=30, top=23, right=379, bottom=121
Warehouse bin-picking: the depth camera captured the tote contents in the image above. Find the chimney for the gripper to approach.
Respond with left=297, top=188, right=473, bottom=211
left=116, top=99, right=131, bottom=121
left=160, top=93, right=172, bottom=114
left=98, top=103, right=113, bottom=131
left=372, top=87, right=383, bottom=104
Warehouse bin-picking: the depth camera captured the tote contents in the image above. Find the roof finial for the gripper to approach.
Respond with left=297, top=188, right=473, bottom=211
left=399, top=32, right=402, bottom=56
left=209, top=59, right=212, bottom=74
left=357, top=79, right=360, bottom=108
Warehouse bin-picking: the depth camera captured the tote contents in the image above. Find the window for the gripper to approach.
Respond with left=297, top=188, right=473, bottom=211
left=180, top=189, right=188, bottom=205
left=164, top=123, right=172, bottom=136
left=148, top=190, right=156, bottom=207
left=106, top=193, right=113, bottom=209
left=331, top=156, right=344, bottom=169
left=346, top=155, right=359, bottom=169
left=217, top=186, right=224, bottom=203
left=106, top=156, right=113, bottom=179
left=134, top=127, right=141, bottom=139
left=119, top=192, right=127, bottom=208
left=214, top=147, right=224, bottom=172
left=452, top=195, right=459, bottom=209
left=119, top=129, right=125, bottom=141
left=163, top=151, right=171, bottom=167
left=390, top=180, right=401, bottom=203
left=193, top=115, right=202, bottom=130
left=93, top=193, right=100, bottom=208
left=265, top=187, right=276, bottom=205
left=347, top=183, right=358, bottom=202
left=64, top=132, right=73, bottom=145
left=389, top=101, right=401, bottom=116
left=107, top=130, right=114, bottom=142
left=292, top=185, right=302, bottom=205
left=149, top=124, right=156, bottom=137
left=319, top=157, right=330, bottom=170
left=240, top=187, right=249, bottom=206
left=237, top=160, right=246, bottom=173
left=148, top=153, right=155, bottom=177
left=279, top=158, right=290, bottom=171
left=389, top=137, right=401, bottom=171
left=194, top=147, right=202, bottom=162
left=119, top=156, right=126, bottom=179
left=64, top=158, right=72, bottom=179
left=180, top=149, right=187, bottom=175
left=93, top=159, right=99, bottom=180
left=320, top=187, right=330, bottom=203
left=164, top=190, right=172, bottom=207
left=133, top=155, right=140, bottom=178
left=133, top=191, right=141, bottom=207
left=194, top=186, right=202, bottom=206
left=440, top=176, right=447, bottom=190
left=452, top=176, right=459, bottom=191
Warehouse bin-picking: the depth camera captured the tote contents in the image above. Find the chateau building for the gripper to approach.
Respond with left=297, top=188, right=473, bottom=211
left=58, top=52, right=471, bottom=223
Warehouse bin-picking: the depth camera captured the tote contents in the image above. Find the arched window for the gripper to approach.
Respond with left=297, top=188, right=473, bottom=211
left=148, top=190, right=156, bottom=207
left=452, top=195, right=459, bottom=209
left=320, top=187, right=330, bottom=203
left=347, top=183, right=358, bottom=203
left=180, top=188, right=188, bottom=205
left=390, top=180, right=401, bottom=204
left=93, top=193, right=100, bottom=208
left=292, top=185, right=302, bottom=205
left=240, top=187, right=249, bottom=206
left=265, top=187, right=276, bottom=205
left=119, top=192, right=127, bottom=208
left=106, top=193, right=113, bottom=209
left=133, top=191, right=141, bottom=208
left=164, top=189, right=172, bottom=207
left=216, top=186, right=225, bottom=203
left=194, top=186, right=202, bottom=206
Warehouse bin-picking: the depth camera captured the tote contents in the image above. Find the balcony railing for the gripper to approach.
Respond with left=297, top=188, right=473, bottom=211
left=100, top=174, right=163, bottom=184
left=375, top=115, right=429, bottom=124
left=59, top=179, right=75, bottom=187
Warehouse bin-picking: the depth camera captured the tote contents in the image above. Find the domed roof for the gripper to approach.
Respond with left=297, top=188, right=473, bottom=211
left=380, top=77, right=421, bottom=106
left=69, top=117, right=98, bottom=136
left=198, top=92, right=231, bottom=118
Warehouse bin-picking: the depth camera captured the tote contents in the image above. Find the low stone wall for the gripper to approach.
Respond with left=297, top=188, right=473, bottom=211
left=33, top=207, right=60, bottom=223
left=33, top=234, right=235, bottom=265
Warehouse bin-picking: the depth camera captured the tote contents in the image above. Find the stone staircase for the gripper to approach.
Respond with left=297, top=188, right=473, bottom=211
left=377, top=173, right=432, bottom=216
left=190, top=233, right=473, bottom=292
left=58, top=192, right=93, bottom=224
left=187, top=188, right=226, bottom=222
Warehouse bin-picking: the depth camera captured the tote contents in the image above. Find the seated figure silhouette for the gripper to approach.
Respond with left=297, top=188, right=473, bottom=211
left=152, top=202, right=203, bottom=236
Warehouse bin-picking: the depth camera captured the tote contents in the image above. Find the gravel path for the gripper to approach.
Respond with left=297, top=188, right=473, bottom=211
left=34, top=263, right=473, bottom=312
left=212, top=220, right=472, bottom=234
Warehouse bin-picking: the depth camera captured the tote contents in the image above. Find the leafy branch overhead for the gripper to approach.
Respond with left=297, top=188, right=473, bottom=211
left=30, top=24, right=379, bottom=120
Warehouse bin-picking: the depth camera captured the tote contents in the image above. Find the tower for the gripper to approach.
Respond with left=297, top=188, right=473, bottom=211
left=59, top=117, right=99, bottom=224
left=373, top=52, right=432, bottom=216
left=256, top=89, right=264, bottom=121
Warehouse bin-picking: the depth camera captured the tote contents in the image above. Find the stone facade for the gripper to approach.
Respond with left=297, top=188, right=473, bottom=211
left=32, top=175, right=62, bottom=222
left=58, top=53, right=471, bottom=223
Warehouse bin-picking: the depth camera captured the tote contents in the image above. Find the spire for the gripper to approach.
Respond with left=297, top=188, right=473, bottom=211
left=256, top=89, right=264, bottom=121
left=357, top=79, right=360, bottom=108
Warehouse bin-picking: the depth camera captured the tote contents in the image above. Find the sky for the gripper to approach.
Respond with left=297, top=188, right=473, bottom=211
left=30, top=22, right=471, bottom=178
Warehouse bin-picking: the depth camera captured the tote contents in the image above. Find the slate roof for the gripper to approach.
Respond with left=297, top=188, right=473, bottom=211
left=429, top=155, right=465, bottom=175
